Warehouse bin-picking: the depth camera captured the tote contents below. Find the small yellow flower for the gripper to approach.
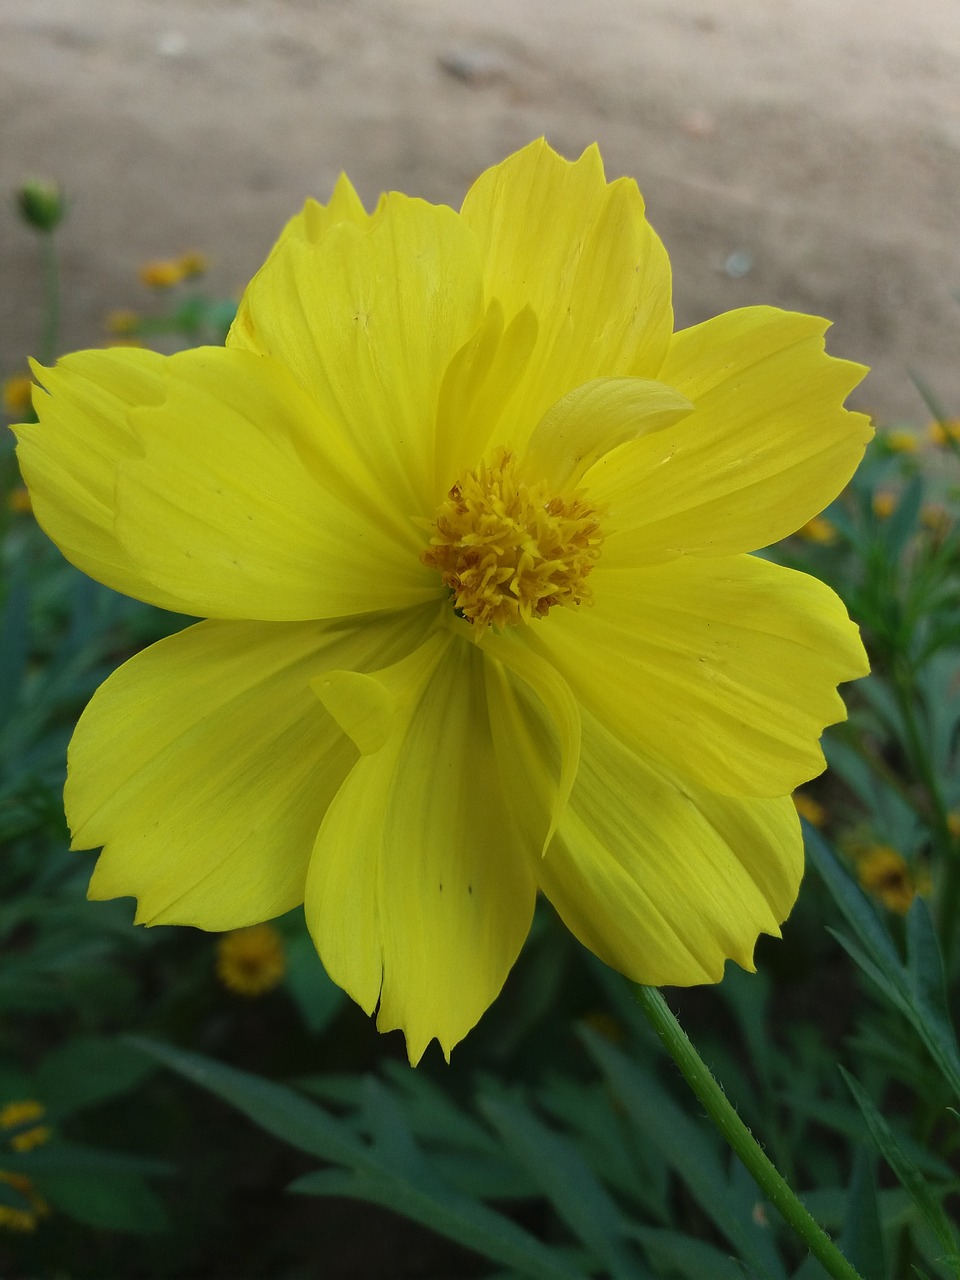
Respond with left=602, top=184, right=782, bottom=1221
left=105, top=309, right=140, bottom=336
left=580, top=1010, right=623, bottom=1044
left=796, top=516, right=837, bottom=545
left=0, top=1101, right=50, bottom=1153
left=793, top=791, right=826, bottom=827
left=2, top=374, right=33, bottom=418
left=872, top=490, right=897, bottom=520
left=927, top=419, right=960, bottom=447
left=0, top=1172, right=49, bottom=1232
left=216, top=924, right=286, bottom=996
left=0, top=1101, right=52, bottom=1233
left=177, top=250, right=209, bottom=278
left=856, top=845, right=918, bottom=915
left=6, top=487, right=32, bottom=515
left=885, top=430, right=918, bottom=454
left=920, top=503, right=951, bottom=537
left=947, top=811, right=960, bottom=840
left=15, top=141, right=872, bottom=1062
left=139, top=259, right=185, bottom=289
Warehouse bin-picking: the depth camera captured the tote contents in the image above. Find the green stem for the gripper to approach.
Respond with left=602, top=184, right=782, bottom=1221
left=633, top=986, right=865, bottom=1280
left=39, top=232, right=60, bottom=365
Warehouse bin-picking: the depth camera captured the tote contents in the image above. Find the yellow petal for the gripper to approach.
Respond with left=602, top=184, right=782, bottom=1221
left=540, top=710, right=802, bottom=985
left=228, top=174, right=368, bottom=357
left=229, top=192, right=486, bottom=517
left=481, top=630, right=581, bottom=853
left=522, top=377, right=691, bottom=491
left=304, top=632, right=537, bottom=1063
left=15, top=350, right=185, bottom=610
left=432, top=300, right=539, bottom=501
left=460, top=139, right=673, bottom=445
left=73, top=606, right=436, bottom=928
left=114, top=346, right=436, bottom=620
left=535, top=553, right=868, bottom=797
left=585, top=307, right=872, bottom=565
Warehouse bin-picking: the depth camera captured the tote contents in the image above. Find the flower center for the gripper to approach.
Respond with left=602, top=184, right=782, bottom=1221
left=421, top=447, right=605, bottom=637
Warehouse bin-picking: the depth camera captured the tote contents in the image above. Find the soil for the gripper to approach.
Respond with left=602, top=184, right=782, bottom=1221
left=2, top=0, right=960, bottom=425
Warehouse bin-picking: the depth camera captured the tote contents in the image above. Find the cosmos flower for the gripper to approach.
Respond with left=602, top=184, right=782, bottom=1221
left=855, top=845, right=925, bottom=915
left=216, top=924, right=287, bottom=996
left=0, top=1102, right=51, bottom=1233
left=15, top=141, right=871, bottom=1062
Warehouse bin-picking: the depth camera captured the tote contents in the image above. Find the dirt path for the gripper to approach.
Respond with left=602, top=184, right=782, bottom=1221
left=3, top=0, right=959, bottom=423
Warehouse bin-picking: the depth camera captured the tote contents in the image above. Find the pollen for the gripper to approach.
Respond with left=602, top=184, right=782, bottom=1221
left=422, top=447, right=605, bottom=637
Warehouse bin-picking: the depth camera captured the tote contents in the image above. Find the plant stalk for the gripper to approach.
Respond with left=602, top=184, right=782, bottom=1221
left=633, top=985, right=865, bottom=1280
left=39, top=232, right=60, bottom=365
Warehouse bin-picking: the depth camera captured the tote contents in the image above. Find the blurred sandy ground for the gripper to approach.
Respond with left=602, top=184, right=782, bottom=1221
left=2, top=0, right=959, bottom=422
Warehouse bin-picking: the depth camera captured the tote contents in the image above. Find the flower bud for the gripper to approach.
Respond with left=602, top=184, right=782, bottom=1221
left=16, top=179, right=65, bottom=232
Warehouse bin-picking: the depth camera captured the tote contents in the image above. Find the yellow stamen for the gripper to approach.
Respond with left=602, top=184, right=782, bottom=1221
left=422, top=447, right=604, bottom=638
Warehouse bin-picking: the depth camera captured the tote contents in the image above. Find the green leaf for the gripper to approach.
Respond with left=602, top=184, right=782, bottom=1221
left=131, top=1038, right=584, bottom=1280
left=40, top=1172, right=169, bottom=1233
left=0, top=1176, right=35, bottom=1213
left=0, top=567, right=28, bottom=737
left=478, top=1092, right=651, bottom=1280
left=905, top=900, right=953, bottom=1032
left=290, top=1164, right=587, bottom=1280
left=126, top=1035, right=362, bottom=1167
left=840, top=1068, right=958, bottom=1270
left=839, top=1149, right=887, bottom=1280
left=1, top=1141, right=172, bottom=1178
left=581, top=1028, right=787, bottom=1280
left=806, top=827, right=960, bottom=1099
left=37, top=1035, right=156, bottom=1119
left=881, top=474, right=924, bottom=560
left=628, top=1226, right=747, bottom=1280
left=283, top=933, right=345, bottom=1035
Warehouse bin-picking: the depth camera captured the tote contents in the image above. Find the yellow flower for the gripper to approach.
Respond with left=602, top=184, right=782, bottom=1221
left=138, top=259, right=185, bottom=288
left=177, top=250, right=209, bottom=279
left=948, top=811, right=960, bottom=840
left=0, top=1101, right=50, bottom=1153
left=920, top=503, right=951, bottom=537
left=0, top=1172, right=49, bottom=1232
left=0, top=1101, right=51, bottom=1232
left=14, top=141, right=871, bottom=1062
left=927, top=419, right=960, bottom=447
left=105, top=309, right=140, bottom=336
left=855, top=845, right=919, bottom=915
left=872, top=490, right=897, bottom=520
left=796, top=516, right=837, bottom=545
left=793, top=791, right=826, bottom=827
left=884, top=430, right=918, bottom=454
left=7, top=486, right=32, bottom=515
left=3, top=374, right=33, bottom=418
left=216, top=923, right=286, bottom=996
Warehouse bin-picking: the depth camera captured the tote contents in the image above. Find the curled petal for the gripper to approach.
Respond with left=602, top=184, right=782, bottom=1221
left=586, top=307, right=872, bottom=565
left=16, top=349, right=183, bottom=609
left=461, top=139, right=673, bottom=445
left=230, top=193, right=487, bottom=516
